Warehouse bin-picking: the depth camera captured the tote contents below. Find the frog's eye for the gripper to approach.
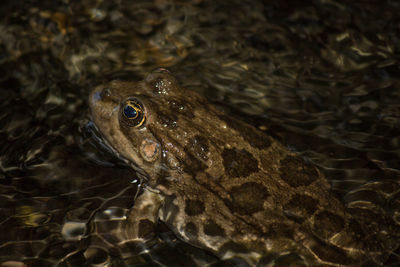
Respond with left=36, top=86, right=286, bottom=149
left=121, top=99, right=145, bottom=127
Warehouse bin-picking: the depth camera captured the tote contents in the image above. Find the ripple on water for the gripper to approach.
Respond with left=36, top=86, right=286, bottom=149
left=61, top=222, right=86, bottom=241
left=1, top=0, right=400, bottom=266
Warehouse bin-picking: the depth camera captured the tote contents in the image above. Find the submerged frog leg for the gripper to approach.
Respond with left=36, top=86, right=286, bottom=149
left=124, top=188, right=164, bottom=242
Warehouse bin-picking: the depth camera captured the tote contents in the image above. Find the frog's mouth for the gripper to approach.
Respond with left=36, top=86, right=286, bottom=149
left=85, top=117, right=150, bottom=183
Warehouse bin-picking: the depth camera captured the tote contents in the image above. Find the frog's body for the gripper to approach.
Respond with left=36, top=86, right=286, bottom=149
left=89, top=69, right=399, bottom=266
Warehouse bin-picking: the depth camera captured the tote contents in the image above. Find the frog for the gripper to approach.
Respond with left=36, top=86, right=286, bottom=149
left=89, top=68, right=398, bottom=266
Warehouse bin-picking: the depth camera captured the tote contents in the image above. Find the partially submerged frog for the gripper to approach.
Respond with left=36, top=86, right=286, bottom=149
left=89, top=68, right=397, bottom=266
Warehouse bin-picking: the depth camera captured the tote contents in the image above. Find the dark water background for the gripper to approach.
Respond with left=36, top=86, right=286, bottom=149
left=1, top=0, right=400, bottom=266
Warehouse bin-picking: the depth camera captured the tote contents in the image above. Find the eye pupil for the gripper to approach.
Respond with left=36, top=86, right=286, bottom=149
left=121, top=99, right=145, bottom=127
left=124, top=104, right=138, bottom=119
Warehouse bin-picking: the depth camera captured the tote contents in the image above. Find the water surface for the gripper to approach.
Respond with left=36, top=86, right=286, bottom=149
left=1, top=0, right=400, bottom=265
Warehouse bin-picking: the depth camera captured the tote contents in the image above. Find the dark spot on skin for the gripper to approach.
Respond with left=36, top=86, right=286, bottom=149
left=279, top=156, right=319, bottom=187
left=148, top=124, right=206, bottom=175
left=203, top=220, right=225, bottom=237
left=265, top=223, right=293, bottom=238
left=222, top=148, right=259, bottom=178
left=184, top=199, right=205, bottom=216
left=187, top=135, right=209, bottom=161
left=228, top=182, right=269, bottom=215
left=182, top=147, right=207, bottom=174
left=138, top=219, right=155, bottom=239
left=218, top=115, right=272, bottom=149
left=184, top=222, right=198, bottom=239
left=158, top=113, right=178, bottom=129
left=219, top=241, right=249, bottom=254
left=314, top=211, right=345, bottom=239
left=169, top=99, right=194, bottom=119
left=284, top=194, right=319, bottom=218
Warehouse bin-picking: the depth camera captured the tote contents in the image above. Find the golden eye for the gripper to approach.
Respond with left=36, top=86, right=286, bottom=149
left=121, top=99, right=145, bottom=127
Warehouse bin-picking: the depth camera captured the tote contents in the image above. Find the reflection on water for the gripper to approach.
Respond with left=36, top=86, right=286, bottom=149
left=0, top=0, right=399, bottom=265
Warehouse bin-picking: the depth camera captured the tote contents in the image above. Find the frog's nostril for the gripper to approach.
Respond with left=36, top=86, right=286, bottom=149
left=100, top=88, right=112, bottom=99
left=92, top=88, right=112, bottom=104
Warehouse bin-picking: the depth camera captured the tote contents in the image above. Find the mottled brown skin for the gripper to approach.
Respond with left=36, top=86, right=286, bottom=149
left=89, top=69, right=391, bottom=266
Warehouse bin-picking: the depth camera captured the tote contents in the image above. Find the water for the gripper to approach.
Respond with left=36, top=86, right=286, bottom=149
left=1, top=0, right=399, bottom=265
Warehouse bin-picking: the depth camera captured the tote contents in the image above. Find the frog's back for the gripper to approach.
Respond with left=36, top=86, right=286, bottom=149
left=155, top=106, right=372, bottom=265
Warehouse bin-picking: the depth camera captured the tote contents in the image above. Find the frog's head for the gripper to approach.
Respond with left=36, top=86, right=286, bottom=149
left=89, top=68, right=211, bottom=182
